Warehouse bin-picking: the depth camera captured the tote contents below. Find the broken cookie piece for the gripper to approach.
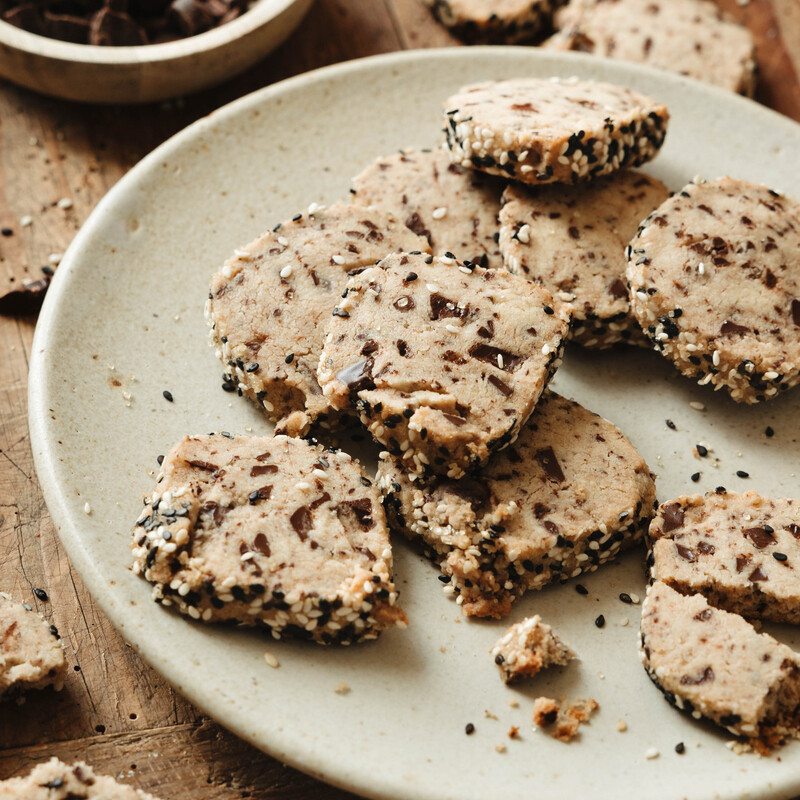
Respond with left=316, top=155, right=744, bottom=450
left=132, top=434, right=407, bottom=644
left=533, top=696, right=599, bottom=742
left=0, top=757, right=162, bottom=799
left=0, top=593, right=66, bottom=700
left=491, top=615, right=576, bottom=683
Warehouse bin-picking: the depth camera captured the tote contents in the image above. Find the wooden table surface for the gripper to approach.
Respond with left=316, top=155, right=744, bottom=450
left=1, top=1, right=799, bottom=796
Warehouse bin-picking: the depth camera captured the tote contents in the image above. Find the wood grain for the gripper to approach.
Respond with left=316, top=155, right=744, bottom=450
left=1, top=0, right=799, bottom=797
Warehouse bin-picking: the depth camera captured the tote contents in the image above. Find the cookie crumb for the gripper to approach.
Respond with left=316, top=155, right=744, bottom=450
left=333, top=682, right=351, bottom=695
left=617, top=719, right=627, bottom=732
left=508, top=726, right=520, bottom=739
left=494, top=743, right=507, bottom=753
left=484, top=710, right=498, bottom=720
left=509, top=699, right=519, bottom=708
left=263, top=651, right=280, bottom=669
left=533, top=696, right=598, bottom=742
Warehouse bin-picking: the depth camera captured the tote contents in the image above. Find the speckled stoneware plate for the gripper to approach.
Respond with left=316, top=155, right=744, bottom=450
left=29, top=48, right=800, bottom=800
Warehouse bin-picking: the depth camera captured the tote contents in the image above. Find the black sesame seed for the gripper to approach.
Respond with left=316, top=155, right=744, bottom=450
left=163, top=390, right=174, bottom=403
left=665, top=419, right=676, bottom=430
left=465, top=723, right=475, bottom=735
left=44, top=778, right=65, bottom=789
left=575, top=584, right=588, bottom=595
left=360, top=476, right=372, bottom=486
left=675, top=742, right=685, bottom=754
left=1, top=227, right=13, bottom=237
left=49, top=624, right=60, bottom=638
left=33, top=587, right=48, bottom=601
left=246, top=363, right=259, bottom=373
left=292, top=214, right=302, bottom=221
left=695, top=444, right=708, bottom=457
left=156, top=454, right=165, bottom=465
left=494, top=654, right=505, bottom=665
left=691, top=472, right=700, bottom=483
left=437, top=575, right=450, bottom=583
left=619, top=592, right=632, bottom=604
left=42, top=265, right=55, bottom=276
left=405, top=272, right=417, bottom=282
left=444, top=251, right=455, bottom=259
left=715, top=486, right=727, bottom=494
left=765, top=426, right=775, bottom=438
left=595, top=614, right=605, bottom=628
left=543, top=305, right=554, bottom=315
left=736, top=470, right=750, bottom=478
left=285, top=353, right=294, bottom=364
left=773, top=552, right=788, bottom=562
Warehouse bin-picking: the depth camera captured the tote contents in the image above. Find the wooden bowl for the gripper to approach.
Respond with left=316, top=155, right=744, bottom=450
left=0, top=0, right=313, bottom=103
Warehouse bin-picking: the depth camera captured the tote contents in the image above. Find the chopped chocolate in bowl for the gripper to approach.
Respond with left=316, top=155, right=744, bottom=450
left=1, top=0, right=251, bottom=45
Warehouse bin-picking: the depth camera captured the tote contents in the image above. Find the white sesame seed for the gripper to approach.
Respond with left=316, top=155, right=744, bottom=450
left=517, top=224, right=531, bottom=244
left=277, top=236, right=289, bottom=246
left=445, top=324, right=459, bottom=333
left=307, top=202, right=323, bottom=215
left=689, top=401, right=706, bottom=411
left=645, top=747, right=659, bottom=760
left=432, top=207, right=448, bottom=220
left=497, top=354, right=504, bottom=369
left=83, top=502, right=92, bottom=515
left=332, top=254, right=346, bottom=265
left=541, top=344, right=551, bottom=355
left=241, top=552, right=254, bottom=561
left=698, top=262, right=705, bottom=275
left=295, top=481, right=311, bottom=490
left=57, top=197, right=73, bottom=210
left=20, top=215, right=33, bottom=227
left=458, top=266, right=472, bottom=274
left=187, top=606, right=201, bottom=619
left=764, top=371, right=779, bottom=380
left=48, top=253, right=62, bottom=265
left=264, top=651, right=280, bottom=668
left=712, top=351, right=720, bottom=366
left=426, top=283, right=440, bottom=292
left=279, top=265, right=293, bottom=279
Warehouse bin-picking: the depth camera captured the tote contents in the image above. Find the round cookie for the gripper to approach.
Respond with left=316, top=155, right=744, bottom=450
left=316, top=252, right=570, bottom=479
left=640, top=580, right=800, bottom=745
left=648, top=490, right=800, bottom=624
left=443, top=77, right=669, bottom=185
left=545, top=0, right=757, bottom=97
left=627, top=177, right=800, bottom=403
left=379, top=391, right=657, bottom=617
left=132, top=434, right=407, bottom=645
left=422, top=0, right=563, bottom=44
left=351, top=148, right=504, bottom=269
left=499, top=169, right=669, bottom=347
left=206, top=204, right=429, bottom=437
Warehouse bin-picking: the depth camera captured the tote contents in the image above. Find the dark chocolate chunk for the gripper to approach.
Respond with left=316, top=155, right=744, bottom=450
left=534, top=447, right=565, bottom=482
left=660, top=503, right=685, bottom=533
left=743, top=527, right=776, bottom=549
left=290, top=507, right=312, bottom=541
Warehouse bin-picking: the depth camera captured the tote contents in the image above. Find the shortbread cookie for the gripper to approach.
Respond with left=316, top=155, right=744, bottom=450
left=648, top=491, right=800, bottom=624
left=443, top=77, right=669, bottom=185
left=545, top=0, right=757, bottom=97
left=0, top=758, right=161, bottom=800
left=317, top=252, right=570, bottom=479
left=132, top=434, right=407, bottom=644
left=206, top=204, right=429, bottom=437
left=351, top=149, right=504, bottom=268
left=640, top=581, right=800, bottom=744
left=0, top=593, right=66, bottom=699
left=422, top=0, right=563, bottom=44
left=379, top=391, right=656, bottom=617
left=627, top=178, right=800, bottom=403
left=499, top=170, right=669, bottom=347
left=491, top=614, right=576, bottom=683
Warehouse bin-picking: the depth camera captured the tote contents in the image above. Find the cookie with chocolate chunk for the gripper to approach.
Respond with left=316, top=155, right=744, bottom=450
left=317, top=252, right=570, bottom=479
left=132, top=434, right=407, bottom=645
left=422, top=0, right=563, bottom=44
left=206, top=204, right=429, bottom=437
left=0, top=593, right=66, bottom=700
left=627, top=177, right=800, bottom=403
left=640, top=581, right=800, bottom=745
left=443, top=77, right=669, bottom=185
left=545, top=0, right=757, bottom=97
left=351, top=148, right=504, bottom=268
left=648, top=491, right=800, bottom=624
left=379, top=391, right=656, bottom=617
left=499, top=170, right=669, bottom=347
left=491, top=614, right=576, bottom=683
left=0, top=758, right=162, bottom=799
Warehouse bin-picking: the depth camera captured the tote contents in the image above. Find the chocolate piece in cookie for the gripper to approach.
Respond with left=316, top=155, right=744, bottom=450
left=421, top=0, right=564, bottom=44
left=351, top=148, right=504, bottom=268
left=317, top=252, right=570, bottom=479
left=491, top=614, right=576, bottom=683
left=0, top=593, right=66, bottom=700
left=443, top=77, right=669, bottom=185
left=379, top=391, right=656, bottom=617
left=206, top=204, right=429, bottom=437
left=0, top=758, right=162, bottom=799
left=649, top=491, right=800, bottom=624
left=499, top=170, right=669, bottom=347
left=545, top=0, right=757, bottom=97
left=132, top=434, right=407, bottom=645
left=640, top=581, right=800, bottom=745
left=627, top=178, right=800, bottom=403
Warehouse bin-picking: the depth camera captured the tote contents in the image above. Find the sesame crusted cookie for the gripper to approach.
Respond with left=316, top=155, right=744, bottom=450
left=626, top=177, right=800, bottom=403
left=132, top=434, right=407, bottom=645
left=317, top=252, right=570, bottom=479
left=491, top=614, right=576, bottom=683
left=648, top=491, right=800, bottom=625
left=422, top=0, right=563, bottom=44
left=0, top=758, right=162, bottom=800
left=206, top=204, right=429, bottom=437
left=640, top=581, right=800, bottom=745
left=443, top=77, right=669, bottom=185
left=351, top=148, right=504, bottom=269
left=499, top=170, right=669, bottom=347
left=0, top=593, right=66, bottom=699
left=379, top=391, right=656, bottom=617
left=545, top=0, right=757, bottom=97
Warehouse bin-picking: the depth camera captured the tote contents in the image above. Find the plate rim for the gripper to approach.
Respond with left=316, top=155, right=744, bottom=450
left=28, top=46, right=800, bottom=800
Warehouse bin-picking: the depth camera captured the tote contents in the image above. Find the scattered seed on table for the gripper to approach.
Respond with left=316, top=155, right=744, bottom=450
left=695, top=444, right=708, bottom=457
left=595, top=614, right=605, bottom=628
left=675, top=742, right=685, bottom=754
left=163, top=390, right=174, bottom=402
left=1, top=228, right=12, bottom=237
left=465, top=723, right=475, bottom=735
left=691, top=472, right=701, bottom=483
left=736, top=470, right=750, bottom=478
left=157, top=455, right=165, bottom=465
left=575, top=584, right=588, bottom=595
left=765, top=426, right=775, bottom=438
left=619, top=592, right=633, bottom=604
left=33, top=587, right=48, bottom=601
left=665, top=419, right=676, bottom=430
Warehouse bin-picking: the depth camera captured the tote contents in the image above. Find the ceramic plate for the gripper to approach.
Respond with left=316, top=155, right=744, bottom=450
left=29, top=49, right=800, bottom=800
